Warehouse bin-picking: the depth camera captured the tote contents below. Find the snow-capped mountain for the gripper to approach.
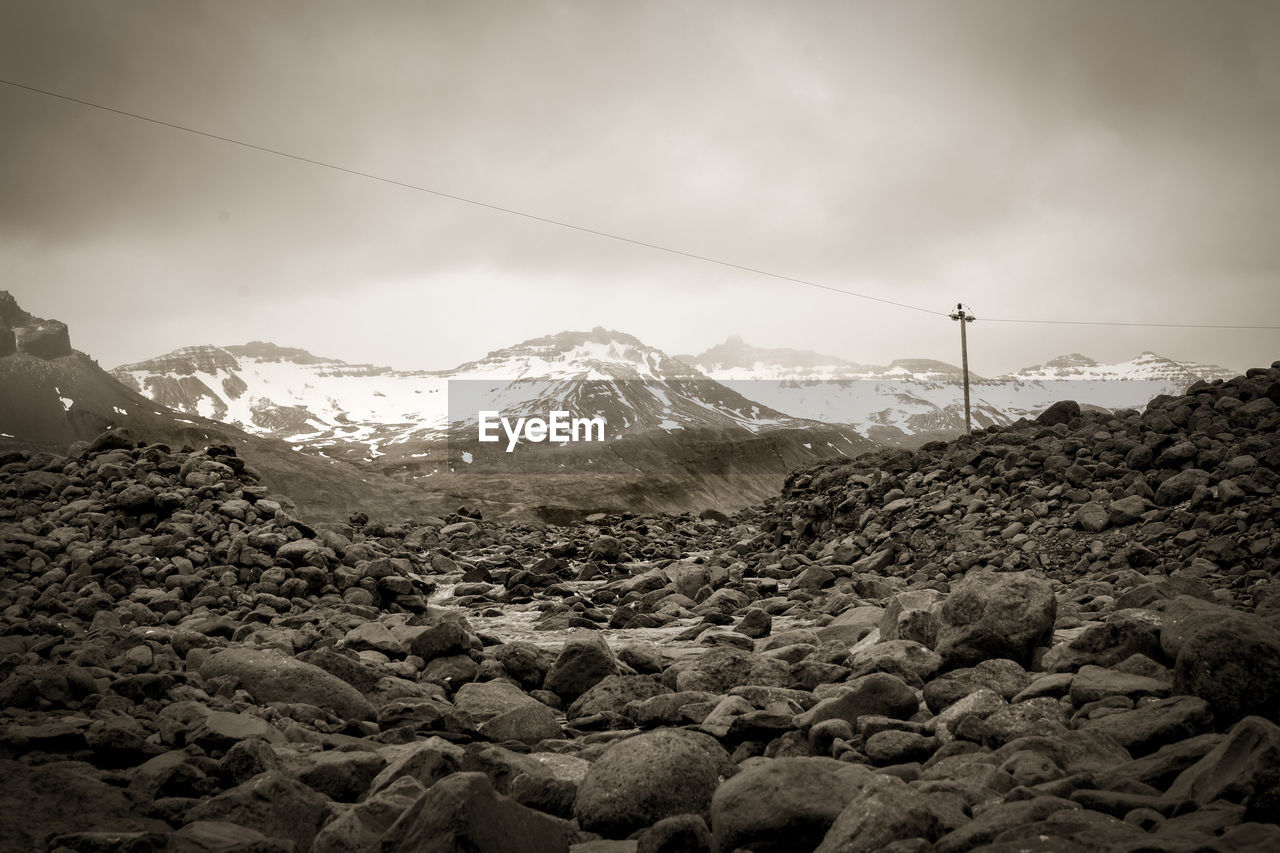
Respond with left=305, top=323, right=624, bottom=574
left=111, top=329, right=829, bottom=463
left=677, top=335, right=980, bottom=382
left=1008, top=351, right=1235, bottom=385
left=683, top=338, right=1238, bottom=444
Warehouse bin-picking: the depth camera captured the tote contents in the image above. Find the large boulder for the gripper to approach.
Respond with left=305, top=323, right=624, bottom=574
left=183, top=770, right=331, bottom=851
left=1164, top=601, right=1280, bottom=725
left=1154, top=469, right=1212, bottom=506
left=879, top=590, right=943, bottom=647
left=1165, top=716, right=1280, bottom=821
left=365, top=737, right=463, bottom=799
left=794, top=672, right=918, bottom=730
left=710, top=757, right=876, bottom=853
left=815, top=774, right=945, bottom=853
left=381, top=772, right=579, bottom=853
left=544, top=634, right=620, bottom=702
left=574, top=729, right=732, bottom=838
left=451, top=679, right=562, bottom=744
left=675, top=646, right=793, bottom=693
left=1035, top=400, right=1080, bottom=426
left=194, top=647, right=375, bottom=721
left=1079, top=695, right=1214, bottom=756
left=0, top=760, right=168, bottom=850
left=311, top=776, right=425, bottom=853
left=934, top=571, right=1056, bottom=669
left=567, top=674, right=672, bottom=722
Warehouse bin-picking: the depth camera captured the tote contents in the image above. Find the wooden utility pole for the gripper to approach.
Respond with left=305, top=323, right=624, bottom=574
left=949, top=303, right=975, bottom=433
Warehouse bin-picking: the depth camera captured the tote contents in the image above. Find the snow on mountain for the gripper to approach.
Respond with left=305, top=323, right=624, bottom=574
left=111, top=328, right=815, bottom=462
left=684, top=337, right=1239, bottom=444
left=112, top=343, right=448, bottom=456
left=1009, top=350, right=1236, bottom=384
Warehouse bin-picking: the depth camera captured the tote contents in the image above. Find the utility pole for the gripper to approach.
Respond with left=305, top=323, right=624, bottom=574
left=949, top=303, right=975, bottom=433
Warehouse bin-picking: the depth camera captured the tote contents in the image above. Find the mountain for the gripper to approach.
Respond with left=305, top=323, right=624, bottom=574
left=0, top=292, right=491, bottom=522
left=112, top=327, right=838, bottom=464
left=110, top=326, right=878, bottom=519
left=1009, top=350, right=1236, bottom=385
left=684, top=337, right=1238, bottom=445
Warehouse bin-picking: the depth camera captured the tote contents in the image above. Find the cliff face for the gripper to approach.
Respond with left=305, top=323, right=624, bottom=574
left=0, top=291, right=72, bottom=360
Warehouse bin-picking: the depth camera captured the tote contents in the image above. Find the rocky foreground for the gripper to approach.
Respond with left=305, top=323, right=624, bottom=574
left=2, top=365, right=1280, bottom=852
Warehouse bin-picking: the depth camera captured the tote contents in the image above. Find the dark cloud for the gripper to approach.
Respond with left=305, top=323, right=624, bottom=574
left=2, top=0, right=1278, bottom=374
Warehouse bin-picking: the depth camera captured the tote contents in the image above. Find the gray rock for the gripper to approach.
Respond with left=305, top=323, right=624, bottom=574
left=794, top=672, right=918, bottom=730
left=934, top=571, right=1056, bottom=669
left=183, top=770, right=331, bottom=851
left=710, top=757, right=876, bottom=853
left=544, top=633, right=620, bottom=702
left=574, top=729, right=732, bottom=838
left=194, top=647, right=375, bottom=721
left=382, top=771, right=579, bottom=853
left=311, top=776, right=425, bottom=853
left=815, top=774, right=944, bottom=853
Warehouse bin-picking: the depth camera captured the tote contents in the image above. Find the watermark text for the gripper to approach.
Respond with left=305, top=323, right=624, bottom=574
left=477, top=410, right=606, bottom=451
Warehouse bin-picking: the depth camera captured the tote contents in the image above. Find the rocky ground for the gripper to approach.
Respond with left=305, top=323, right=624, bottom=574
left=2, top=364, right=1280, bottom=852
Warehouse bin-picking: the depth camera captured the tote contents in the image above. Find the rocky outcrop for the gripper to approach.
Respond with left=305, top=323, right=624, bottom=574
left=0, top=292, right=72, bottom=360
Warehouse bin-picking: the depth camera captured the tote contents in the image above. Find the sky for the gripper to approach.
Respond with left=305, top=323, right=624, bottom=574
left=2, top=0, right=1279, bottom=377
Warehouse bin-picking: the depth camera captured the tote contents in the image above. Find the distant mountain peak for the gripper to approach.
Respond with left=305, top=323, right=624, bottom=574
left=689, top=335, right=856, bottom=372
left=1043, top=353, right=1098, bottom=368
left=225, top=341, right=338, bottom=364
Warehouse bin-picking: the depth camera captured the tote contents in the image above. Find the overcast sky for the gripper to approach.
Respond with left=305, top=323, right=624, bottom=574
left=3, top=0, right=1279, bottom=376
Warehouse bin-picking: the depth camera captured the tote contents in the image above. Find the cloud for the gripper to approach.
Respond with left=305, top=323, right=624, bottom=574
left=1, top=0, right=1278, bottom=374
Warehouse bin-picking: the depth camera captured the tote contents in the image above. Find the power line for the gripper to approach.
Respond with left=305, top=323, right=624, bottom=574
left=0, top=77, right=947, bottom=318
left=5, top=78, right=1278, bottom=333
left=982, top=316, right=1280, bottom=331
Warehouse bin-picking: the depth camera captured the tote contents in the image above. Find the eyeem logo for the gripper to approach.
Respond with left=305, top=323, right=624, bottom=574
left=478, top=411, right=607, bottom=452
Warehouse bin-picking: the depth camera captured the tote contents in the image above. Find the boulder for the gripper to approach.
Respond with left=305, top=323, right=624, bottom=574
left=183, top=770, right=331, bottom=851
left=815, top=774, right=945, bottom=853
left=1035, top=400, right=1080, bottom=426
left=1169, top=607, right=1280, bottom=725
left=879, top=590, right=943, bottom=647
left=311, top=776, right=425, bottom=853
left=1079, top=695, right=1214, bottom=756
left=934, top=571, right=1056, bottom=669
left=0, top=760, right=168, bottom=849
left=195, top=647, right=375, bottom=721
left=382, top=771, right=579, bottom=853
left=574, top=729, right=732, bottom=838
left=675, top=646, right=793, bottom=694
left=366, top=737, right=464, bottom=799
left=710, top=757, right=876, bottom=853
left=567, top=674, right=671, bottom=722
left=794, top=672, right=918, bottom=730
left=452, top=679, right=562, bottom=745
left=544, top=634, right=620, bottom=702
left=1165, top=716, right=1280, bottom=821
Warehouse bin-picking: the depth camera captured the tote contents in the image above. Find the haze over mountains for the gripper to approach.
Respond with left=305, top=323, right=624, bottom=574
left=682, top=336, right=1236, bottom=444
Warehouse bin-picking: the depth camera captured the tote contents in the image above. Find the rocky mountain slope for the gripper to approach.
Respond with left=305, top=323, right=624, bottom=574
left=685, top=336, right=1238, bottom=445
left=2, top=356, right=1278, bottom=851
left=0, top=293, right=465, bottom=523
